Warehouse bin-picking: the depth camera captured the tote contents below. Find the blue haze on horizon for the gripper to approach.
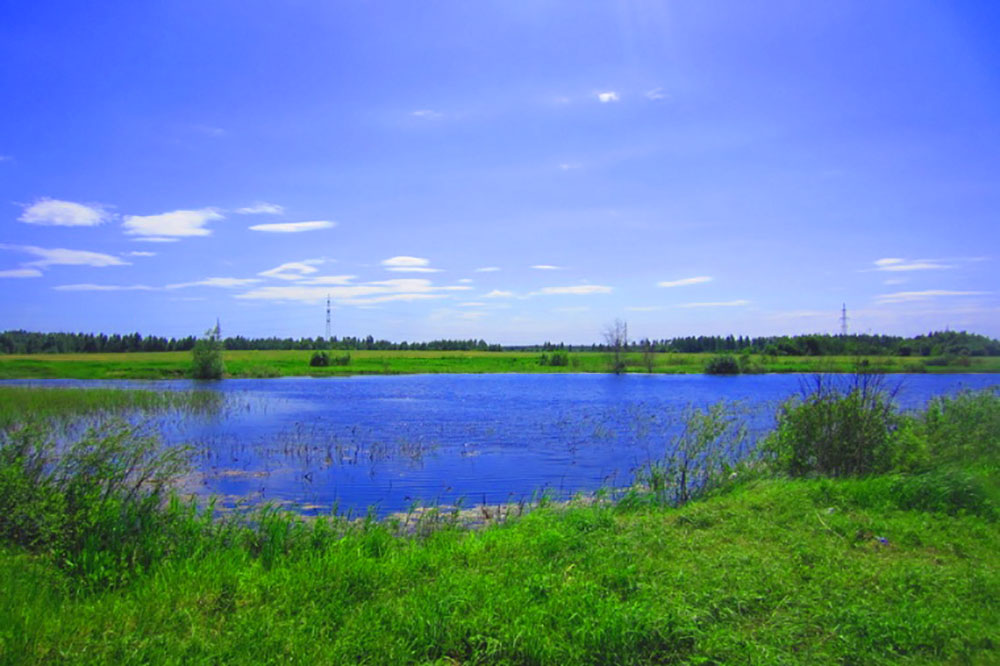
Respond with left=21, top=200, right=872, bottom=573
left=1, top=1, right=998, bottom=344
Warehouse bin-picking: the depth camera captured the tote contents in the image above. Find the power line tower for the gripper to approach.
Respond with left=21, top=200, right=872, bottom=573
left=325, top=295, right=332, bottom=341
left=840, top=303, right=849, bottom=336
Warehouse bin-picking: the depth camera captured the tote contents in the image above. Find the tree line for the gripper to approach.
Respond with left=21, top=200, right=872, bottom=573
left=1, top=328, right=997, bottom=357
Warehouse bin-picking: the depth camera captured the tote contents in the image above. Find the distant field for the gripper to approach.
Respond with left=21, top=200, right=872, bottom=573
left=0, top=350, right=998, bottom=379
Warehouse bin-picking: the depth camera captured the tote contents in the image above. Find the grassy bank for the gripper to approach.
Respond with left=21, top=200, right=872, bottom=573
left=0, top=386, right=997, bottom=663
left=1, top=349, right=997, bottom=379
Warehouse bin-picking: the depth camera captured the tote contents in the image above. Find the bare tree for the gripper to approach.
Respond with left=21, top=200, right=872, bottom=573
left=603, top=319, right=628, bottom=374
left=641, top=338, right=656, bottom=373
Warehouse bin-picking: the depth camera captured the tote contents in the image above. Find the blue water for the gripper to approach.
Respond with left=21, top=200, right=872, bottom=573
left=6, top=373, right=997, bottom=516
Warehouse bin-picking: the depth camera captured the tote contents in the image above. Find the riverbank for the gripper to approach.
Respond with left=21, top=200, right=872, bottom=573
left=2, top=349, right=997, bottom=379
left=0, top=385, right=998, bottom=663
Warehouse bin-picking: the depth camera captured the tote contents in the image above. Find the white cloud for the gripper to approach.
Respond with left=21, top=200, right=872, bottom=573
left=484, top=290, right=515, bottom=298
left=122, top=208, right=222, bottom=238
left=457, top=278, right=474, bottom=284
left=677, top=300, right=750, bottom=308
left=474, top=266, right=500, bottom=272
left=299, top=275, right=356, bottom=286
left=250, top=220, right=335, bottom=233
left=0, top=244, right=128, bottom=268
left=235, top=202, right=284, bottom=215
left=596, top=91, right=620, bottom=103
left=657, top=276, right=712, bottom=288
left=0, top=268, right=42, bottom=278
left=645, top=88, right=667, bottom=100
left=625, top=306, right=662, bottom=312
left=876, top=290, right=988, bottom=304
left=167, top=277, right=262, bottom=289
left=53, top=283, right=154, bottom=291
left=381, top=256, right=441, bottom=273
left=872, top=258, right=951, bottom=272
left=535, top=285, right=612, bottom=296
left=19, top=198, right=111, bottom=227
left=131, top=236, right=180, bottom=243
left=259, top=259, right=324, bottom=280
left=126, top=251, right=156, bottom=257
left=531, top=264, right=562, bottom=270
left=459, top=302, right=486, bottom=307
left=237, top=277, right=469, bottom=305
left=411, top=109, right=443, bottom=119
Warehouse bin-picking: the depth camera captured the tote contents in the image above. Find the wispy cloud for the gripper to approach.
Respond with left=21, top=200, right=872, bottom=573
left=596, top=91, right=619, bottom=103
left=235, top=202, right=284, bottom=215
left=0, top=155, right=12, bottom=162
left=237, top=277, right=470, bottom=305
left=191, top=124, right=226, bottom=137
left=677, top=300, right=750, bottom=308
left=131, top=237, right=180, bottom=243
left=645, top=88, right=667, bottom=101
left=125, top=251, right=156, bottom=257
left=19, top=198, right=111, bottom=227
left=53, top=283, right=154, bottom=291
left=123, top=208, right=222, bottom=239
left=0, top=268, right=42, bottom=278
left=259, top=259, right=324, bottom=281
left=484, top=290, right=515, bottom=298
left=299, top=275, right=356, bottom=286
left=166, top=277, right=262, bottom=289
left=381, top=256, right=441, bottom=273
left=535, top=285, right=612, bottom=296
left=0, top=244, right=128, bottom=268
left=625, top=305, right=662, bottom=312
left=474, top=266, right=500, bottom=273
left=531, top=264, right=562, bottom=270
left=872, top=258, right=951, bottom=272
left=876, top=290, right=988, bottom=304
left=411, top=109, right=443, bottom=119
left=558, top=163, right=581, bottom=171
left=249, top=220, right=336, bottom=233
left=657, top=276, right=712, bottom=288
left=459, top=302, right=485, bottom=307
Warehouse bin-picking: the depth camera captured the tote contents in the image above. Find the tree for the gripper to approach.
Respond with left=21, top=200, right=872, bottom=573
left=191, top=321, right=225, bottom=379
left=603, top=319, right=628, bottom=375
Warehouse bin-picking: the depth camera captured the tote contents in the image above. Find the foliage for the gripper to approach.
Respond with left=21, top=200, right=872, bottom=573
left=538, top=352, right=569, bottom=367
left=603, top=319, right=628, bottom=374
left=704, top=354, right=741, bottom=375
left=191, top=323, right=225, bottom=379
left=636, top=401, right=749, bottom=506
left=762, top=374, right=926, bottom=477
left=309, top=351, right=330, bottom=367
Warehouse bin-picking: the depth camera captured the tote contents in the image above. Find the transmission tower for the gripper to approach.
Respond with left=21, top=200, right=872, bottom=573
left=325, top=295, right=331, bottom=340
left=840, top=303, right=849, bottom=336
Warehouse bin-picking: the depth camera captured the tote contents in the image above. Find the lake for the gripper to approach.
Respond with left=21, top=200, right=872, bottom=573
left=7, top=373, right=998, bottom=517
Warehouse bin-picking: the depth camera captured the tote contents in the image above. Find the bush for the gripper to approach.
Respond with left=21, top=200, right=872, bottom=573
left=310, top=351, right=330, bottom=367
left=919, top=388, right=1000, bottom=464
left=763, top=374, right=921, bottom=477
left=0, top=419, right=192, bottom=587
left=704, top=354, right=740, bottom=375
left=191, top=324, right=225, bottom=379
left=538, top=352, right=569, bottom=367
left=331, top=352, right=351, bottom=366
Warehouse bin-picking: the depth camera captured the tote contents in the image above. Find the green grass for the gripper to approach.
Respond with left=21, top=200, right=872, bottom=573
left=1, top=349, right=996, bottom=379
left=0, top=479, right=996, bottom=664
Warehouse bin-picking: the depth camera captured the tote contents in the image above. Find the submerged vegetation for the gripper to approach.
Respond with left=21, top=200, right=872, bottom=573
left=0, top=382, right=998, bottom=662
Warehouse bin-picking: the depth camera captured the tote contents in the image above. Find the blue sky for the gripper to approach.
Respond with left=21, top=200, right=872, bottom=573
left=1, top=1, right=998, bottom=344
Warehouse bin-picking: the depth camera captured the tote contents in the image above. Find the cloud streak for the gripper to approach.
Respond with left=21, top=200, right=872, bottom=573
left=876, top=290, right=988, bottom=304
left=873, top=258, right=951, bottom=272
left=677, top=300, right=750, bottom=308
left=534, top=285, right=612, bottom=296
left=249, top=220, right=336, bottom=233
left=235, top=202, right=284, bottom=215
left=0, top=244, right=128, bottom=268
left=657, top=276, right=712, bottom=288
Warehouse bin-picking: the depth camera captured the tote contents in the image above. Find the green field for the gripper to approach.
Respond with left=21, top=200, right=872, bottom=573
left=1, top=349, right=998, bottom=379
left=0, top=385, right=998, bottom=663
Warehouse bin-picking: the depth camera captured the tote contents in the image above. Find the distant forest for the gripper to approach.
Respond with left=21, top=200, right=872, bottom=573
left=2, top=329, right=998, bottom=357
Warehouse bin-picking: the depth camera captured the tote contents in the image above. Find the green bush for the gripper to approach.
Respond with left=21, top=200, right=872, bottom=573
left=704, top=354, right=740, bottom=375
left=918, top=388, right=1000, bottom=464
left=0, top=419, right=192, bottom=587
left=310, top=351, right=330, bottom=367
left=763, top=375, right=922, bottom=477
left=191, top=324, right=225, bottom=379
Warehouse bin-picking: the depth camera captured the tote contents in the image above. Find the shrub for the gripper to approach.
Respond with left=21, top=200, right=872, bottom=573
left=539, top=352, right=569, bottom=367
left=919, top=388, right=1000, bottom=464
left=763, top=374, right=921, bottom=477
left=310, top=351, right=331, bottom=367
left=191, top=324, right=225, bottom=379
left=704, top=354, right=740, bottom=375
left=331, top=352, right=351, bottom=366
